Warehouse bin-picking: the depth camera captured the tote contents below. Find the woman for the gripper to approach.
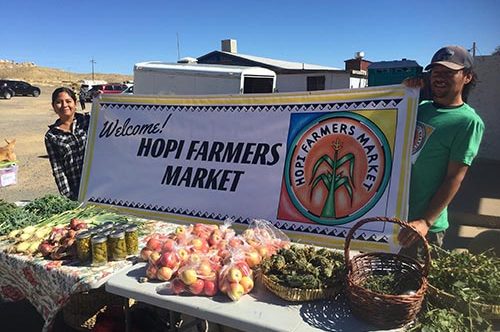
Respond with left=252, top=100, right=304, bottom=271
left=45, top=87, right=90, bottom=200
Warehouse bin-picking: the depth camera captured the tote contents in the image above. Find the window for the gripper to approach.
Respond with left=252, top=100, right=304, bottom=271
left=307, top=76, right=325, bottom=91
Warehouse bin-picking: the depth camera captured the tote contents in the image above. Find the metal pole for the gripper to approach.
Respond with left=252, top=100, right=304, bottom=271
left=90, top=58, right=96, bottom=81
left=472, top=42, right=476, bottom=57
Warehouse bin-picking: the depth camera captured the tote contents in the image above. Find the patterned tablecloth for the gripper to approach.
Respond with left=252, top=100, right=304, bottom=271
left=0, top=220, right=177, bottom=332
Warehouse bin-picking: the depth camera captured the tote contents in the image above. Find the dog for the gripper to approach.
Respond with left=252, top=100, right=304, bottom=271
left=0, top=139, right=16, bottom=162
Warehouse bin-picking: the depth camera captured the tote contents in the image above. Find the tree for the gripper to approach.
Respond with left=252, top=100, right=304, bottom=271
left=493, top=46, right=500, bottom=56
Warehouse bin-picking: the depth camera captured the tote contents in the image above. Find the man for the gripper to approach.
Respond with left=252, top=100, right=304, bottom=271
left=398, top=45, right=484, bottom=253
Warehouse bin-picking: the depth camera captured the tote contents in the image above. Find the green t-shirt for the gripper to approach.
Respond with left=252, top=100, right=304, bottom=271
left=409, top=101, right=484, bottom=232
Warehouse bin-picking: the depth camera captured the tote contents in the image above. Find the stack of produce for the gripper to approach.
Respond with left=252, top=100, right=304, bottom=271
left=2, top=204, right=137, bottom=258
left=0, top=194, right=78, bottom=237
left=261, top=245, right=344, bottom=289
left=38, top=218, right=88, bottom=259
left=140, top=220, right=290, bottom=301
left=418, top=245, right=499, bottom=330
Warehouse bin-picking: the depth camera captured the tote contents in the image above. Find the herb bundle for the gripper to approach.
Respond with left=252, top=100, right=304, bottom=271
left=261, top=245, right=344, bottom=289
left=429, top=245, right=499, bottom=305
left=409, top=302, right=492, bottom=332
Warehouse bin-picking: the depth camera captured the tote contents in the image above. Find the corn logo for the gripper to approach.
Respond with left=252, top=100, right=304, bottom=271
left=278, top=112, right=392, bottom=225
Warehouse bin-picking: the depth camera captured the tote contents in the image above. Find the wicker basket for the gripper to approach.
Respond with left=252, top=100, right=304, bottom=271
left=428, top=284, right=500, bottom=321
left=261, top=274, right=341, bottom=302
left=344, top=217, right=430, bottom=329
left=62, top=287, right=126, bottom=331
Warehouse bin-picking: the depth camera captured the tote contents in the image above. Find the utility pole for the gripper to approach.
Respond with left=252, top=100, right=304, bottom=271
left=176, top=33, right=181, bottom=60
left=90, top=58, right=96, bottom=80
left=471, top=42, right=476, bottom=57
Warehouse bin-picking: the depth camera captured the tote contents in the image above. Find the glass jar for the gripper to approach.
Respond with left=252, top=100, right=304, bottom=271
left=108, top=230, right=127, bottom=261
left=76, top=230, right=91, bottom=263
left=125, top=225, right=139, bottom=255
left=91, top=235, right=108, bottom=266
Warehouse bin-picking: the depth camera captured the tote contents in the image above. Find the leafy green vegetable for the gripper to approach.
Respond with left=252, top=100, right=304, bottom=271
left=262, top=245, right=344, bottom=289
left=408, top=302, right=492, bottom=332
left=0, top=200, right=38, bottom=236
left=429, top=245, right=500, bottom=304
left=362, top=273, right=400, bottom=295
left=24, top=194, right=79, bottom=219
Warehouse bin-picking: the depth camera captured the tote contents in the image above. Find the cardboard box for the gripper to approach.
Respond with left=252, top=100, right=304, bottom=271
left=0, top=164, right=18, bottom=187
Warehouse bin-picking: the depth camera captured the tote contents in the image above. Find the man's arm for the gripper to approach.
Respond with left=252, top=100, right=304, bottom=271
left=398, top=161, right=469, bottom=247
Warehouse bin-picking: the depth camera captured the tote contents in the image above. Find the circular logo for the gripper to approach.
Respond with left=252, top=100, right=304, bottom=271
left=284, top=112, right=392, bottom=225
left=412, top=122, right=426, bottom=155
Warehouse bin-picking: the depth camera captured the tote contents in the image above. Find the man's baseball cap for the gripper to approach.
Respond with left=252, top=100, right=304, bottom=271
left=425, top=45, right=473, bottom=70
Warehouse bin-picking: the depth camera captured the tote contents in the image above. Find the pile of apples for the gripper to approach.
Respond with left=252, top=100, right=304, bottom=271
left=218, top=260, right=254, bottom=301
left=139, top=222, right=289, bottom=301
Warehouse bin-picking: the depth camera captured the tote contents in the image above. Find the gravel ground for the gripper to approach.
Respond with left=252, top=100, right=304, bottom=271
left=0, top=85, right=90, bottom=202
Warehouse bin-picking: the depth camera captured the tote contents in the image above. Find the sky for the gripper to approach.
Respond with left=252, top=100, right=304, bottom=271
left=1, top=0, right=499, bottom=75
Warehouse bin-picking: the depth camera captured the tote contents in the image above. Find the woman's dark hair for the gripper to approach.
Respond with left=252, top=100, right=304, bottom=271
left=462, top=68, right=477, bottom=102
left=51, top=87, right=77, bottom=104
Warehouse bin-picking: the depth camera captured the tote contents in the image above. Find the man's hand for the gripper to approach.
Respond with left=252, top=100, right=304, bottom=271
left=402, top=77, right=425, bottom=89
left=398, top=219, right=429, bottom=247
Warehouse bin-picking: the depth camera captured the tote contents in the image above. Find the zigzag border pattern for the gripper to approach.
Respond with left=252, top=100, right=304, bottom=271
left=88, top=197, right=389, bottom=244
left=100, top=99, right=402, bottom=114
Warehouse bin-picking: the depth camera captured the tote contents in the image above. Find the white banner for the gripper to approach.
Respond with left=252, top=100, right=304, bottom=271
left=81, top=86, right=419, bottom=252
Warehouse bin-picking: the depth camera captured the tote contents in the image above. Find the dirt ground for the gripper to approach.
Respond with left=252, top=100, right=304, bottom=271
left=0, top=85, right=90, bottom=202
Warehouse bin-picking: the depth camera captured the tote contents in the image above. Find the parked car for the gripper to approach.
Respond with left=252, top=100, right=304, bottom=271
left=121, top=85, right=134, bottom=94
left=86, top=83, right=127, bottom=101
left=0, top=80, right=41, bottom=97
left=0, top=83, right=14, bottom=99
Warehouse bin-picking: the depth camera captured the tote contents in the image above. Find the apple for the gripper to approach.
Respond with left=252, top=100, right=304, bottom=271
left=177, top=248, right=189, bottom=262
left=245, top=250, right=262, bottom=268
left=235, top=261, right=252, bottom=277
left=189, top=279, right=205, bottom=295
left=240, top=276, right=254, bottom=293
left=190, top=238, right=204, bottom=251
left=219, top=279, right=230, bottom=293
left=203, top=279, right=218, bottom=296
left=188, top=253, right=201, bottom=265
left=208, top=230, right=222, bottom=246
left=157, top=266, right=174, bottom=281
left=140, top=247, right=153, bottom=261
left=229, top=237, right=243, bottom=248
left=180, top=269, right=198, bottom=285
left=227, top=267, right=242, bottom=283
left=160, top=251, right=179, bottom=269
left=148, top=251, right=161, bottom=265
left=257, top=246, right=269, bottom=259
left=146, top=264, right=158, bottom=280
left=198, top=262, right=213, bottom=277
left=162, top=239, right=176, bottom=252
left=171, top=278, right=185, bottom=294
left=227, top=282, right=245, bottom=301
left=146, top=238, right=163, bottom=251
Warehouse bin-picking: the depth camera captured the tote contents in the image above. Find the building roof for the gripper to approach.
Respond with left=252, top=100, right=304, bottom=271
left=368, top=59, right=421, bottom=69
left=198, top=51, right=342, bottom=71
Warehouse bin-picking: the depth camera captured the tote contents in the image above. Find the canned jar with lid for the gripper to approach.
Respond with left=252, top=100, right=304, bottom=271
left=125, top=225, right=139, bottom=255
left=109, top=230, right=127, bottom=261
left=91, top=236, right=108, bottom=266
left=76, top=231, right=92, bottom=263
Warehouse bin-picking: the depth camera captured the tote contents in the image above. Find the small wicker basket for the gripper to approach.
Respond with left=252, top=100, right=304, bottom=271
left=428, top=284, right=500, bottom=321
left=62, top=287, right=125, bottom=331
left=261, top=274, right=341, bottom=302
left=344, top=217, right=430, bottom=329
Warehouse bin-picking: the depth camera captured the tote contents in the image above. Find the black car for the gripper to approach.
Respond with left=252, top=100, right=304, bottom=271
left=0, top=80, right=41, bottom=97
